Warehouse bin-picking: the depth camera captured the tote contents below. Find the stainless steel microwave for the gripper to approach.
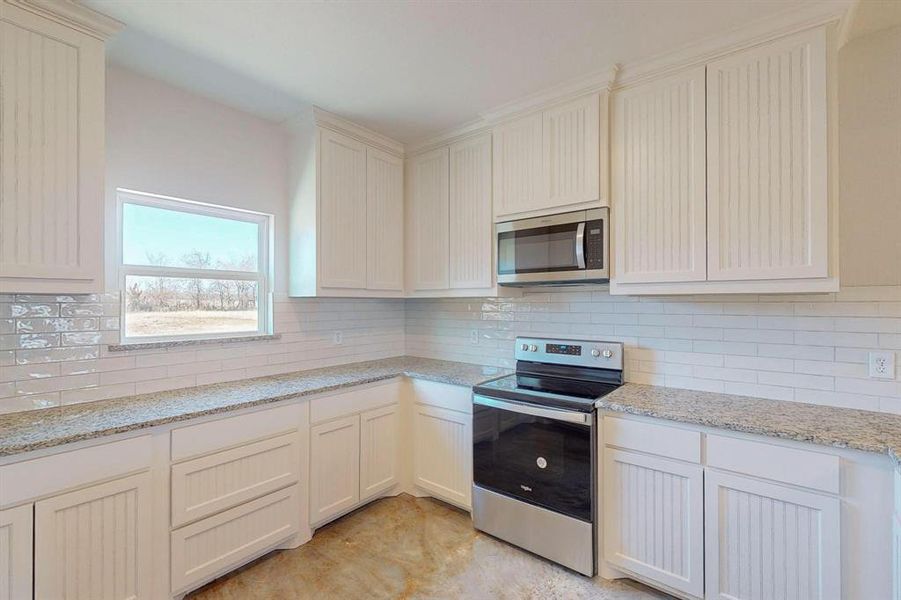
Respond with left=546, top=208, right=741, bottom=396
left=496, top=208, right=609, bottom=285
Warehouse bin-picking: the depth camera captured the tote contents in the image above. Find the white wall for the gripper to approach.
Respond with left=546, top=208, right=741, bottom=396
left=103, top=65, right=291, bottom=293
left=839, top=25, right=901, bottom=286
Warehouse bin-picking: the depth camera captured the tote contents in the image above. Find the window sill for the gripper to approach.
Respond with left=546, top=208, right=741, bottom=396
left=108, top=333, right=280, bottom=353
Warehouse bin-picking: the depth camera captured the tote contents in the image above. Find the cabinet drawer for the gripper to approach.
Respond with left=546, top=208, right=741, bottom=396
left=171, top=403, right=301, bottom=461
left=411, top=379, right=472, bottom=413
left=0, top=435, right=151, bottom=508
left=171, top=432, right=300, bottom=527
left=707, top=434, right=840, bottom=494
left=603, top=416, right=701, bottom=463
left=310, top=380, right=399, bottom=424
left=171, top=484, right=300, bottom=594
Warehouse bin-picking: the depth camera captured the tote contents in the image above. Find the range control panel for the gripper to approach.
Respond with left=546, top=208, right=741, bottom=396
left=514, top=336, right=623, bottom=371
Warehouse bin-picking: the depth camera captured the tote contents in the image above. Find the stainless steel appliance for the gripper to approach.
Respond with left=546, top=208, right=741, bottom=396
left=471, top=336, right=623, bottom=576
left=496, top=208, right=609, bottom=285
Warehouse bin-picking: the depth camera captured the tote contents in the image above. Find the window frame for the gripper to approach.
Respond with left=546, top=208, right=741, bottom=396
left=116, top=188, right=273, bottom=345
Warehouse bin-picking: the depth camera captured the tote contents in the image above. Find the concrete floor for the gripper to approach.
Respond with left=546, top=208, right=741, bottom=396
left=187, top=494, right=673, bottom=599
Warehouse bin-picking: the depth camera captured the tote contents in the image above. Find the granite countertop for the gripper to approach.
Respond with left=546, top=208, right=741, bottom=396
left=598, top=383, right=901, bottom=466
left=0, top=356, right=508, bottom=458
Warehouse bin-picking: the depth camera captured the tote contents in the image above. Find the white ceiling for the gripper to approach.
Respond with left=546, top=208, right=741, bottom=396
left=86, top=0, right=842, bottom=143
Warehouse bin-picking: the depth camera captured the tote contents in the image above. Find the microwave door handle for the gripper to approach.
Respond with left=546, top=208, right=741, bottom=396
left=575, top=222, right=586, bottom=269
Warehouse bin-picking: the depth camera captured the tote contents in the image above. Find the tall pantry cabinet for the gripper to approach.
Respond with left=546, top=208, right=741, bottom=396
left=611, top=25, right=837, bottom=294
left=0, top=0, right=121, bottom=293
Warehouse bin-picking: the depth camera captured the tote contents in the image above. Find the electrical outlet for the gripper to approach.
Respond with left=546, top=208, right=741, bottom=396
left=333, top=331, right=343, bottom=345
left=868, top=351, right=895, bottom=379
left=470, top=329, right=479, bottom=345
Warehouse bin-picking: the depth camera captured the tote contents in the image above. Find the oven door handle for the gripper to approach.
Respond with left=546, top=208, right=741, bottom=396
left=575, top=222, right=586, bottom=269
left=473, top=394, right=592, bottom=425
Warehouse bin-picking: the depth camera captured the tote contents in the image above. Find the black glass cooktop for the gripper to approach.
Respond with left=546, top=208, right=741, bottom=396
left=473, top=373, right=620, bottom=412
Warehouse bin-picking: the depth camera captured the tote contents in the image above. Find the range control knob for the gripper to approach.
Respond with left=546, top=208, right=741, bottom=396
left=591, top=349, right=601, bottom=357
left=529, top=344, right=538, bottom=352
left=521, top=343, right=529, bottom=351
left=602, top=349, right=614, bottom=359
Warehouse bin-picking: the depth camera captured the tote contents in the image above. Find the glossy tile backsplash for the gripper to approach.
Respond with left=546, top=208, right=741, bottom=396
left=406, top=286, right=901, bottom=414
left=0, top=293, right=405, bottom=414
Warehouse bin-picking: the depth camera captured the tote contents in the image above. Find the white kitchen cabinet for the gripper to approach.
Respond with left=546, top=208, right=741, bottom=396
left=704, top=469, right=841, bottom=600
left=360, top=404, right=400, bottom=502
left=544, top=93, right=601, bottom=209
left=407, top=147, right=450, bottom=291
left=611, top=67, right=708, bottom=285
left=310, top=414, right=361, bottom=525
left=289, top=109, right=405, bottom=297
left=0, top=504, right=31, bottom=600
left=611, top=25, right=836, bottom=295
left=492, top=112, right=544, bottom=219
left=413, top=403, right=472, bottom=510
left=34, top=471, right=153, bottom=600
left=366, top=148, right=405, bottom=291
left=603, top=448, right=704, bottom=598
left=894, top=513, right=901, bottom=600
left=706, top=27, right=829, bottom=282
left=318, top=128, right=368, bottom=289
left=0, top=0, right=119, bottom=293
left=449, top=133, right=493, bottom=289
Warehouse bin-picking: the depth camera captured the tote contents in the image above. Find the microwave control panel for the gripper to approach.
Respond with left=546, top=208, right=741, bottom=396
left=585, top=219, right=604, bottom=270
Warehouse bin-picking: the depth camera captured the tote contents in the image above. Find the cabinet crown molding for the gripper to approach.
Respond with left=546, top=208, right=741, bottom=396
left=3, top=0, right=124, bottom=39
left=312, top=107, right=405, bottom=157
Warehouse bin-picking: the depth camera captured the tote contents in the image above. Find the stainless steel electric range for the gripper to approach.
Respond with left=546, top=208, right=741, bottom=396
left=471, top=336, right=624, bottom=576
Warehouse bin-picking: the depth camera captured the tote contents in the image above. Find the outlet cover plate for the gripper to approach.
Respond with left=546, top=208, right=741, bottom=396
left=869, top=351, right=895, bottom=379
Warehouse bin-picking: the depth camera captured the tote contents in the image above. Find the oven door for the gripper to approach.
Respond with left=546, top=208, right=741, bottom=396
left=496, top=208, right=608, bottom=285
left=472, top=394, right=594, bottom=522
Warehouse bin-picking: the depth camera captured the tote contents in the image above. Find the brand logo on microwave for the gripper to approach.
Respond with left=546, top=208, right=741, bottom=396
left=520, top=484, right=532, bottom=492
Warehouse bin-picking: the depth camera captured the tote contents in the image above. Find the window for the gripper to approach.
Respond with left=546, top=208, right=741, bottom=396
left=117, top=189, right=273, bottom=344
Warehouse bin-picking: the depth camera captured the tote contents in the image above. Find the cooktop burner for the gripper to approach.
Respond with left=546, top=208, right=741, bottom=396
left=473, top=373, right=620, bottom=412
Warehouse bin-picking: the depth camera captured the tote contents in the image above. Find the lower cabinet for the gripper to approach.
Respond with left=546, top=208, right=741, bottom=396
left=310, top=414, right=362, bottom=524
left=705, top=470, right=841, bottom=600
left=34, top=471, right=153, bottom=600
left=0, top=504, right=32, bottom=600
left=171, top=484, right=300, bottom=594
left=309, top=400, right=401, bottom=526
left=360, top=404, right=400, bottom=502
left=894, top=513, right=901, bottom=600
left=413, top=403, right=472, bottom=509
left=603, top=449, right=704, bottom=598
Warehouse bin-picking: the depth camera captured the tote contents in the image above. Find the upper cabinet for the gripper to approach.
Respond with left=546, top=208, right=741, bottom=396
left=611, top=25, right=836, bottom=295
left=612, top=68, right=708, bottom=284
left=288, top=110, right=405, bottom=297
left=492, top=91, right=607, bottom=222
left=706, top=27, right=829, bottom=282
left=0, top=0, right=121, bottom=294
left=407, top=134, right=499, bottom=297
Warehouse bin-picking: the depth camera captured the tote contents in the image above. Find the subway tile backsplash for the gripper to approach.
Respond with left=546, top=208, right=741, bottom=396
left=2, top=286, right=900, bottom=416
left=406, top=285, right=901, bottom=414
left=0, top=293, right=405, bottom=414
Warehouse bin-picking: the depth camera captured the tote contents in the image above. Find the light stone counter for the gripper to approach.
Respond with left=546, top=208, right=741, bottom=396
left=598, top=383, right=901, bottom=468
left=0, top=356, right=508, bottom=458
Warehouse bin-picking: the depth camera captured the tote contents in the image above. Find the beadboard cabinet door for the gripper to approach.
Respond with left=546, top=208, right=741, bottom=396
left=366, top=148, right=404, bottom=291
left=34, top=472, right=152, bottom=600
left=603, top=448, right=704, bottom=598
left=0, top=504, right=31, bottom=600
left=544, top=93, right=600, bottom=209
left=318, top=128, right=367, bottom=289
left=706, top=27, right=829, bottom=281
left=0, top=2, right=114, bottom=293
left=612, top=67, right=708, bottom=284
left=310, top=415, right=361, bottom=525
left=407, top=147, right=450, bottom=291
left=705, top=470, right=840, bottom=600
left=448, top=134, right=493, bottom=290
left=359, top=404, right=400, bottom=502
left=413, top=404, right=472, bottom=510
left=492, top=112, right=544, bottom=219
